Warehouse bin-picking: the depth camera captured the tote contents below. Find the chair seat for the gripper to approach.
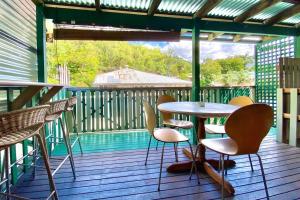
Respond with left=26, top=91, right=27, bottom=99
left=163, top=119, right=193, bottom=129
left=0, top=124, right=43, bottom=147
left=201, top=138, right=238, bottom=156
left=154, top=128, right=189, bottom=143
left=205, top=124, right=225, bottom=134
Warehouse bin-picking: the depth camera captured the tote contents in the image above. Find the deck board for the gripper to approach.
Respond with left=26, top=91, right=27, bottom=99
left=11, top=135, right=300, bottom=200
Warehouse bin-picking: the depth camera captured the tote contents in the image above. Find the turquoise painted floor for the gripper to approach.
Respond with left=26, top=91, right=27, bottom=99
left=52, top=127, right=277, bottom=156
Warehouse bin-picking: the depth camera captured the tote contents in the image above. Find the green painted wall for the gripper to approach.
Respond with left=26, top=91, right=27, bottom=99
left=0, top=0, right=38, bottom=81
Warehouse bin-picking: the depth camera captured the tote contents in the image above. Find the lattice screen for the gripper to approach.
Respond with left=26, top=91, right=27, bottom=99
left=255, top=36, right=295, bottom=125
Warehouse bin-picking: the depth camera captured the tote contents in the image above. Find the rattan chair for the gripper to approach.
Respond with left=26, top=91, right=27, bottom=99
left=196, top=104, right=273, bottom=200
left=156, top=95, right=193, bottom=161
left=0, top=105, right=58, bottom=199
left=64, top=96, right=83, bottom=155
left=143, top=101, right=199, bottom=191
left=33, top=99, right=76, bottom=179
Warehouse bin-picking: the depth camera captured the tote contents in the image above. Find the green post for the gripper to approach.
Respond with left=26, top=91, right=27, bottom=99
left=191, top=20, right=200, bottom=144
left=7, top=90, right=18, bottom=184
left=36, top=4, right=47, bottom=82
left=295, top=36, right=300, bottom=58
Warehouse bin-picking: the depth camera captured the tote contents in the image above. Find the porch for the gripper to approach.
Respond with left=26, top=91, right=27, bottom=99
left=12, top=129, right=300, bottom=200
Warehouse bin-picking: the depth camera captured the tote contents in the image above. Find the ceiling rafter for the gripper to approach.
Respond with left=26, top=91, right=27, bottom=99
left=208, top=32, right=223, bottom=41
left=95, top=0, right=100, bottom=11
left=193, top=0, right=222, bottom=19
left=264, top=4, right=300, bottom=25
left=147, top=0, right=162, bottom=16
left=234, top=0, right=282, bottom=23
left=32, top=0, right=44, bottom=5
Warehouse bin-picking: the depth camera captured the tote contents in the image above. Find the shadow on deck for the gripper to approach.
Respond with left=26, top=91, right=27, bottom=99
left=11, top=130, right=300, bottom=200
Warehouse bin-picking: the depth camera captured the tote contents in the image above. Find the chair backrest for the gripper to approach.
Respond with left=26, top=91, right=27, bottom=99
left=143, top=101, right=156, bottom=135
left=228, top=96, right=253, bottom=107
left=157, top=95, right=175, bottom=121
left=225, top=104, right=273, bottom=155
left=45, top=99, right=68, bottom=122
left=66, top=96, right=77, bottom=111
left=0, top=105, right=50, bottom=144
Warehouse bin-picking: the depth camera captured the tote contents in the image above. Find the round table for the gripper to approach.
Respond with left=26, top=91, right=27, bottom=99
left=158, top=102, right=239, bottom=195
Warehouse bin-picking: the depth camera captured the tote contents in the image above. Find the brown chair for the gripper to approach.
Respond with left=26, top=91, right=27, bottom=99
left=34, top=99, right=76, bottom=179
left=64, top=96, right=83, bottom=154
left=197, top=104, right=273, bottom=200
left=205, top=96, right=254, bottom=172
left=143, top=101, right=199, bottom=191
left=157, top=95, right=193, bottom=161
left=0, top=105, right=58, bottom=199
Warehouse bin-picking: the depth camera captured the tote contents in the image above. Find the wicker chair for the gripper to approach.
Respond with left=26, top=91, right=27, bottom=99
left=33, top=99, right=76, bottom=179
left=0, top=105, right=58, bottom=199
left=64, top=96, right=83, bottom=154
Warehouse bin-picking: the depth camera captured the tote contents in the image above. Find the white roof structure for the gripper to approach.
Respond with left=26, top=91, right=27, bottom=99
left=93, top=68, right=191, bottom=88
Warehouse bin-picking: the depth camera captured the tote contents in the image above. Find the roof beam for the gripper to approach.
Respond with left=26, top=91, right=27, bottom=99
left=208, top=32, right=223, bottom=41
left=53, top=29, right=180, bottom=41
left=193, top=0, right=222, bottom=19
left=147, top=0, right=162, bottom=16
left=44, top=7, right=299, bottom=36
left=264, top=4, right=300, bottom=25
left=95, top=0, right=100, bottom=11
left=234, top=0, right=282, bottom=23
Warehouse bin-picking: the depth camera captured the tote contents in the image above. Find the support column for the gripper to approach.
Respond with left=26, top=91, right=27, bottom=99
left=191, top=20, right=200, bottom=144
left=36, top=4, right=47, bottom=82
left=295, top=36, right=300, bottom=58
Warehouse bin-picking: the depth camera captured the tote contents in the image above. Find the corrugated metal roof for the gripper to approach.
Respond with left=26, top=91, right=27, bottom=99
left=45, top=0, right=95, bottom=6
left=157, top=0, right=206, bottom=15
left=283, top=13, right=300, bottom=24
left=44, top=0, right=300, bottom=25
left=208, top=0, right=259, bottom=18
left=101, top=0, right=151, bottom=11
left=251, top=2, right=293, bottom=20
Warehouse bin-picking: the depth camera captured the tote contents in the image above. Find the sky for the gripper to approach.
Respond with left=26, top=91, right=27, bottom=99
left=132, top=41, right=255, bottom=63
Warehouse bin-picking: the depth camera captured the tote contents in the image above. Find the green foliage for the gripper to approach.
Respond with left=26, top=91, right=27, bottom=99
left=200, top=55, right=254, bottom=86
left=47, top=41, right=191, bottom=87
left=47, top=41, right=253, bottom=87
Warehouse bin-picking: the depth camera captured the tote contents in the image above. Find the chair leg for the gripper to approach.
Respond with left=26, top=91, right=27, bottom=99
left=173, top=143, right=178, bottom=162
left=156, top=140, right=159, bottom=151
left=257, top=154, right=269, bottom=200
left=145, top=135, right=152, bottom=166
left=59, top=117, right=76, bottom=179
left=189, top=144, right=199, bottom=180
left=36, top=134, right=58, bottom=200
left=4, top=148, right=10, bottom=200
left=71, top=110, right=83, bottom=155
left=221, top=154, right=225, bottom=200
left=187, top=141, right=200, bottom=184
left=225, top=155, right=229, bottom=175
left=248, top=154, right=254, bottom=172
left=32, top=136, right=37, bottom=179
left=158, top=142, right=165, bottom=191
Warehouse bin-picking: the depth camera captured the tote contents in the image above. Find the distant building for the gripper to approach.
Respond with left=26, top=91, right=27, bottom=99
left=93, top=68, right=191, bottom=88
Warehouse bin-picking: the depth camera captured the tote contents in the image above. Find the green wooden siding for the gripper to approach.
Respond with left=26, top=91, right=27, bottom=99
left=0, top=0, right=38, bottom=81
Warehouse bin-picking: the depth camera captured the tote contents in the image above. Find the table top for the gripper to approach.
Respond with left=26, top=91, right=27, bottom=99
left=0, top=81, right=65, bottom=88
left=158, top=102, right=239, bottom=118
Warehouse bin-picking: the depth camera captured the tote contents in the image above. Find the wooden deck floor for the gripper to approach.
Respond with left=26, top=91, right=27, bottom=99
left=12, top=136, right=300, bottom=200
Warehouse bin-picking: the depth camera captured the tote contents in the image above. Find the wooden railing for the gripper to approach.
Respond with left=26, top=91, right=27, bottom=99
left=67, top=86, right=255, bottom=132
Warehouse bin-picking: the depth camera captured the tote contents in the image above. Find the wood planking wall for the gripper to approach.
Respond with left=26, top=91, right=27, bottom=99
left=0, top=0, right=38, bottom=81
